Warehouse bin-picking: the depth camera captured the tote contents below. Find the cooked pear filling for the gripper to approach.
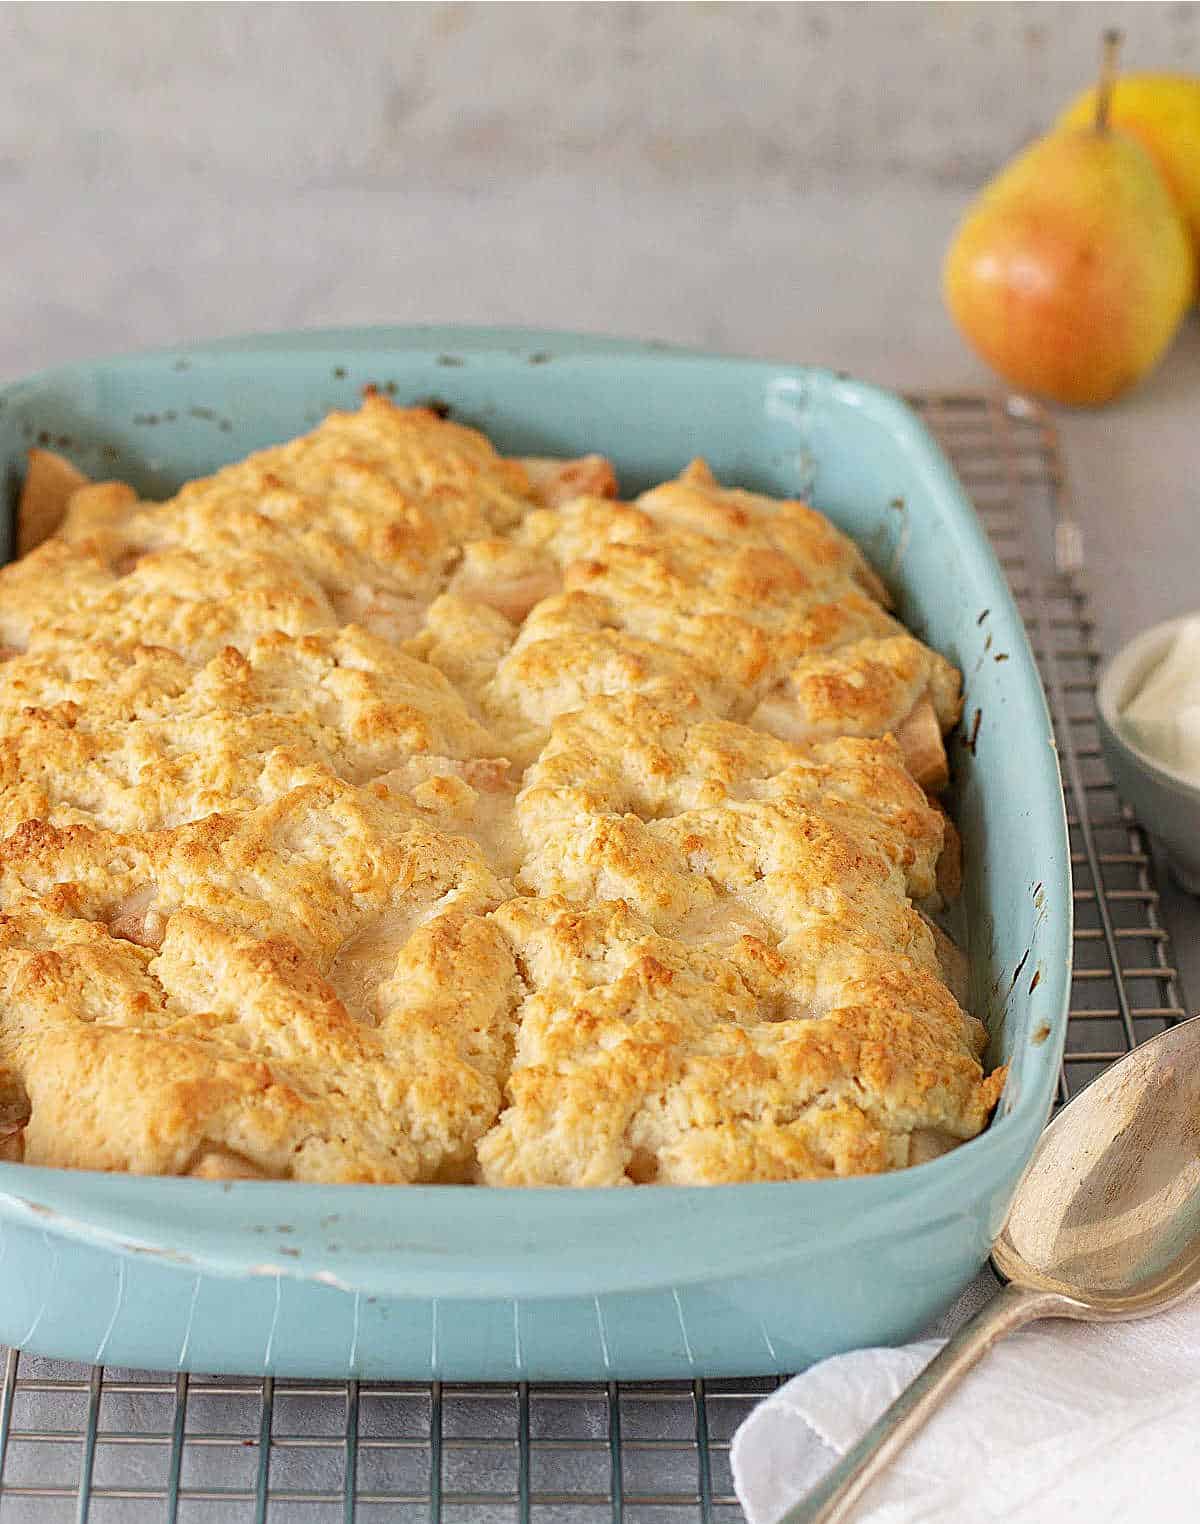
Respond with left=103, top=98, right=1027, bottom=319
left=0, top=397, right=1001, bottom=1184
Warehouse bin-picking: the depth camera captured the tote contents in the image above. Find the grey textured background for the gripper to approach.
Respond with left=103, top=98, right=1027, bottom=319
left=2, top=2, right=1196, bottom=377
left=5, top=2, right=1197, bottom=188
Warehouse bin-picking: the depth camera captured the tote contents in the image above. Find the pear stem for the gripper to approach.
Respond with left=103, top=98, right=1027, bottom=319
left=1095, top=29, right=1123, bottom=132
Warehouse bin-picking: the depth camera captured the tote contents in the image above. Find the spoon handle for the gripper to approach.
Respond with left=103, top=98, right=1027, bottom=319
left=776, top=1283, right=1080, bottom=1524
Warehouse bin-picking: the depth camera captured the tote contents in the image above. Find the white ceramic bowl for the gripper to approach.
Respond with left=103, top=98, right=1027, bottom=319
left=1097, top=615, right=1200, bottom=894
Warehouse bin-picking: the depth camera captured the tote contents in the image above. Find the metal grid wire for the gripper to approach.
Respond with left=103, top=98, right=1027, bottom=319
left=0, top=395, right=1185, bottom=1522
left=912, top=392, right=1185, bottom=1105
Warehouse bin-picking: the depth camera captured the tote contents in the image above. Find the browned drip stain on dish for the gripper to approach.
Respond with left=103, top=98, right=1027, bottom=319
left=413, top=397, right=452, bottom=418
left=362, top=381, right=404, bottom=402
left=1032, top=1021, right=1051, bottom=1045
left=185, top=405, right=234, bottom=432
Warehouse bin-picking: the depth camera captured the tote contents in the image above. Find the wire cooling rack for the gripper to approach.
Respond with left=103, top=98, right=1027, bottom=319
left=914, top=393, right=1185, bottom=1105
left=0, top=394, right=1186, bottom=1522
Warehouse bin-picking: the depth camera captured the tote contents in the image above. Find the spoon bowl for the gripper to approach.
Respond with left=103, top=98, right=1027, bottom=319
left=786, top=1015, right=1200, bottom=1523
left=996, top=1015, right=1200, bottom=1314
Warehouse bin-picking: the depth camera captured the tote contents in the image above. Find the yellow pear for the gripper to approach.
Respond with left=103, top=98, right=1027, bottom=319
left=1057, top=73, right=1200, bottom=270
left=943, top=33, right=1195, bottom=406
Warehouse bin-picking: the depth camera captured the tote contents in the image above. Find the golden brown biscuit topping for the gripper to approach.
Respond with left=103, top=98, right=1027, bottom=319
left=0, top=396, right=994, bottom=1184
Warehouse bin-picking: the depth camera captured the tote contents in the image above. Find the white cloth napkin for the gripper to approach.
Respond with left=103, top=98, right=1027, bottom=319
left=731, top=1271, right=1200, bottom=1523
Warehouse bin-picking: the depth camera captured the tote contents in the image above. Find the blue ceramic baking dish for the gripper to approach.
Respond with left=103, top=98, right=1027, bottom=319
left=0, top=327, right=1070, bottom=1379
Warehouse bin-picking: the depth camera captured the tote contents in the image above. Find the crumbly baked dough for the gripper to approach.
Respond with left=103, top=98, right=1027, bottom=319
left=0, top=395, right=999, bottom=1184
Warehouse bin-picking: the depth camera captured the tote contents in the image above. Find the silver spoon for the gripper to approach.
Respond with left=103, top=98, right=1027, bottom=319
left=782, top=1014, right=1200, bottom=1524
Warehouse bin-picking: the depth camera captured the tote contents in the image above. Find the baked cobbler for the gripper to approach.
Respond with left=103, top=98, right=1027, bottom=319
left=0, top=396, right=1002, bottom=1183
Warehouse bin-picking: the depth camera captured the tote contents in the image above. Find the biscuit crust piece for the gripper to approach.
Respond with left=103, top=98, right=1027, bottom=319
left=17, top=448, right=90, bottom=556
left=0, top=398, right=996, bottom=1183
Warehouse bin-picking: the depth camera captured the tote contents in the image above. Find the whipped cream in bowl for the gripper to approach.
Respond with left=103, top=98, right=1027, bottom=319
left=1098, top=615, right=1200, bottom=895
left=1120, top=618, right=1200, bottom=783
